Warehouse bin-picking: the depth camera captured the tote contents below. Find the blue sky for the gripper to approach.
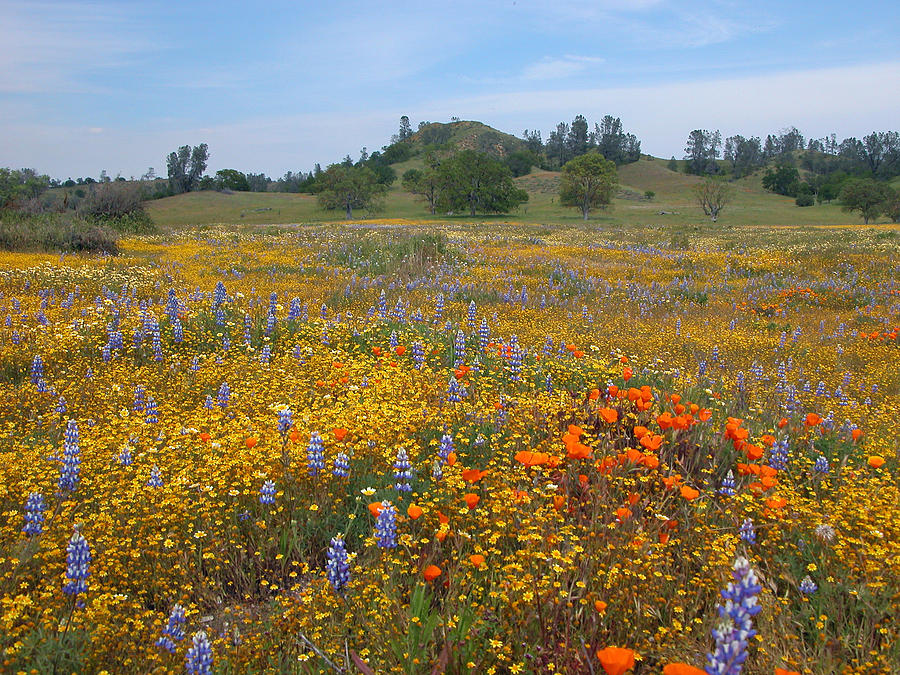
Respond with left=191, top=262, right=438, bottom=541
left=2, top=0, right=899, bottom=179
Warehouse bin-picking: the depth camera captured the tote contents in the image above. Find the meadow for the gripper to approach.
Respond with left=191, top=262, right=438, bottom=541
left=0, top=220, right=898, bottom=674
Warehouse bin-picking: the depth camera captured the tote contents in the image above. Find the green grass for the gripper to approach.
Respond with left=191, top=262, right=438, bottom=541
left=146, top=156, right=895, bottom=228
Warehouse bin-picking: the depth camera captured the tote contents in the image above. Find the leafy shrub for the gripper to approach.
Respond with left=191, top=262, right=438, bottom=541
left=77, top=182, right=154, bottom=233
left=0, top=211, right=118, bottom=254
left=795, top=193, right=815, bottom=207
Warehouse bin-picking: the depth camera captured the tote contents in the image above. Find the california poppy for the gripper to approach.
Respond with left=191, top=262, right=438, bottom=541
left=468, top=554, right=485, bottom=567
left=407, top=504, right=423, bottom=520
left=245, top=437, right=258, bottom=448
left=774, top=669, right=801, bottom=675
left=368, top=501, right=384, bottom=517
left=199, top=432, right=211, bottom=442
left=463, top=493, right=480, bottom=510
left=622, top=367, right=633, bottom=382
left=394, top=345, right=406, bottom=356
left=698, top=408, right=712, bottom=422
left=868, top=456, right=885, bottom=468
left=615, top=507, right=632, bottom=522
left=461, top=468, right=487, bottom=483
left=515, top=450, right=548, bottom=467
left=594, top=599, right=608, bottom=613
left=804, top=413, right=823, bottom=426
left=663, top=665, right=705, bottom=675
left=599, top=407, right=618, bottom=424
left=852, top=428, right=863, bottom=442
left=333, top=428, right=348, bottom=442
left=680, top=485, right=700, bottom=501
left=423, top=564, right=442, bottom=582
left=596, top=646, right=635, bottom=675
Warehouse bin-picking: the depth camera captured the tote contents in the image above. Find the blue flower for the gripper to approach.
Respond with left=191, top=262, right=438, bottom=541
left=22, top=492, right=45, bottom=537
left=306, top=432, right=325, bottom=477
left=799, top=575, right=818, bottom=595
left=393, top=448, right=413, bottom=492
left=63, top=525, right=91, bottom=596
left=155, top=604, right=186, bottom=653
left=147, top=466, right=163, bottom=488
left=259, top=480, right=276, bottom=505
left=185, top=630, right=213, bottom=674
left=814, top=455, right=830, bottom=473
left=739, top=518, right=756, bottom=545
left=332, top=451, right=350, bottom=478
left=276, top=408, right=293, bottom=442
left=718, top=470, right=736, bottom=497
left=374, top=501, right=397, bottom=548
left=706, top=556, right=761, bottom=675
left=58, top=419, right=81, bottom=493
left=326, top=535, right=350, bottom=595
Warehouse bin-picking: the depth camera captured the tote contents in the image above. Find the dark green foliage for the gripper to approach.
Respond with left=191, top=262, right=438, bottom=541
left=216, top=169, right=250, bottom=191
left=592, top=115, right=641, bottom=166
left=316, top=165, right=388, bottom=219
left=762, top=164, right=802, bottom=197
left=166, top=143, right=209, bottom=194
left=684, top=129, right=722, bottom=175
left=795, top=193, right=815, bottom=207
left=76, top=182, right=154, bottom=233
left=435, top=150, right=528, bottom=216
left=840, top=179, right=895, bottom=224
left=0, top=168, right=52, bottom=208
left=667, top=157, right=679, bottom=172
left=504, top=150, right=539, bottom=177
left=0, top=211, right=118, bottom=253
left=558, top=151, right=617, bottom=220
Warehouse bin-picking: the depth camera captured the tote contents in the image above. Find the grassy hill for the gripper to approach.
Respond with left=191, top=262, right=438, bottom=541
left=145, top=121, right=893, bottom=228
left=147, top=156, right=874, bottom=228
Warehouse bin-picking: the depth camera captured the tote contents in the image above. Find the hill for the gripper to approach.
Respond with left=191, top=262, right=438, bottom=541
left=405, top=120, right=528, bottom=159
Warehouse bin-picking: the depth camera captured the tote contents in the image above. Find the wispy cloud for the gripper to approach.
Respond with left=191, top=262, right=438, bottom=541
left=0, top=1, right=156, bottom=93
left=521, top=55, right=605, bottom=81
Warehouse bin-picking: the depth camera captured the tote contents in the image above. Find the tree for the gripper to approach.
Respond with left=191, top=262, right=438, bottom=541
left=724, top=135, right=763, bottom=177
left=246, top=173, right=270, bottom=192
left=522, top=129, right=543, bottom=155
left=884, top=189, right=900, bottom=223
left=0, top=168, right=51, bottom=208
left=761, top=164, right=801, bottom=197
left=567, top=115, right=590, bottom=158
left=840, top=179, right=892, bottom=224
left=391, top=116, right=413, bottom=144
left=401, top=153, right=442, bottom=215
left=667, top=156, right=679, bottom=172
left=693, top=177, right=731, bottom=221
left=594, top=115, right=641, bottom=165
left=546, top=122, right=571, bottom=168
left=504, top=150, right=539, bottom=177
left=862, top=131, right=900, bottom=177
left=684, top=129, right=721, bottom=175
left=558, top=151, right=617, bottom=220
left=167, top=143, right=208, bottom=194
left=215, top=169, right=250, bottom=192
left=435, top=150, right=528, bottom=216
left=316, top=165, right=387, bottom=219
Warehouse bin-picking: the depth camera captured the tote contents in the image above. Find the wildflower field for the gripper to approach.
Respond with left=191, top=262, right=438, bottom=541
left=1, top=221, right=898, bottom=674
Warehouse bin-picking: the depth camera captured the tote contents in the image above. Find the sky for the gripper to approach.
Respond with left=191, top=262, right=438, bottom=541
left=2, top=0, right=899, bottom=179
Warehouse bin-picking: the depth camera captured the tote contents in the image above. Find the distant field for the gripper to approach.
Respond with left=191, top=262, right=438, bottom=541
left=146, top=157, right=884, bottom=228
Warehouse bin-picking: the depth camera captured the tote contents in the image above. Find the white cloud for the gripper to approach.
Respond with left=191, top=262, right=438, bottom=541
left=0, top=1, right=155, bottom=93
left=521, top=55, right=606, bottom=81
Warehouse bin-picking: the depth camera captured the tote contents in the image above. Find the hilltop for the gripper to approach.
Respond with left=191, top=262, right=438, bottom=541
left=405, top=120, right=528, bottom=159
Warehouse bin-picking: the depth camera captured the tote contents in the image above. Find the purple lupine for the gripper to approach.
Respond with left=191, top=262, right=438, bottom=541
left=705, top=556, right=761, bottom=675
left=326, top=535, right=350, bottom=595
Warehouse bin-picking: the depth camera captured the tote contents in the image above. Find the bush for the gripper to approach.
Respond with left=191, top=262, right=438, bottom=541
left=795, top=193, right=815, bottom=207
left=0, top=211, right=118, bottom=254
left=77, top=182, right=155, bottom=233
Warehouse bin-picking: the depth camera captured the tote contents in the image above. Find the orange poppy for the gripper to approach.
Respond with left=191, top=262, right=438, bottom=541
left=639, top=454, right=659, bottom=470
left=596, top=646, right=636, bottom=675
left=515, top=450, right=548, bottom=467
left=407, top=504, right=423, bottom=520
left=657, top=412, right=674, bottom=430
left=368, top=501, right=385, bottom=517
left=289, top=430, right=301, bottom=443
left=594, top=599, right=608, bottom=613
left=662, top=474, right=682, bottom=490
left=680, top=485, right=700, bottom=501
left=698, top=408, right=712, bottom=422
left=333, top=428, right=348, bottom=442
left=775, top=669, right=801, bottom=675
left=743, top=444, right=764, bottom=461
left=627, top=492, right=641, bottom=506
left=608, top=384, right=619, bottom=397
left=423, top=564, right=442, bottom=581
left=464, top=493, right=480, bottom=510
left=663, top=665, right=705, bottom=675
left=468, top=554, right=485, bottom=567
left=804, top=413, right=823, bottom=426
left=371, top=346, right=382, bottom=356
left=852, top=429, right=863, bottom=442
left=761, top=434, right=776, bottom=447
left=573, top=350, right=584, bottom=358
left=553, top=495, right=566, bottom=511
left=673, top=403, right=686, bottom=415
left=867, top=456, right=885, bottom=468
left=777, top=417, right=788, bottom=428
left=615, top=507, right=633, bottom=522
left=640, top=434, right=663, bottom=452
left=622, top=367, right=633, bottom=382
left=245, top=437, right=258, bottom=448
left=765, top=497, right=788, bottom=510
left=394, top=345, right=406, bottom=356
left=589, top=388, right=601, bottom=400
left=632, top=425, right=649, bottom=439
left=461, top=468, right=488, bottom=483
left=568, top=424, right=585, bottom=436
left=599, top=407, right=618, bottom=424
left=446, top=452, right=457, bottom=466
left=670, top=393, right=681, bottom=404
left=658, top=531, right=670, bottom=545
left=567, top=442, right=592, bottom=460
left=199, top=432, right=211, bottom=442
